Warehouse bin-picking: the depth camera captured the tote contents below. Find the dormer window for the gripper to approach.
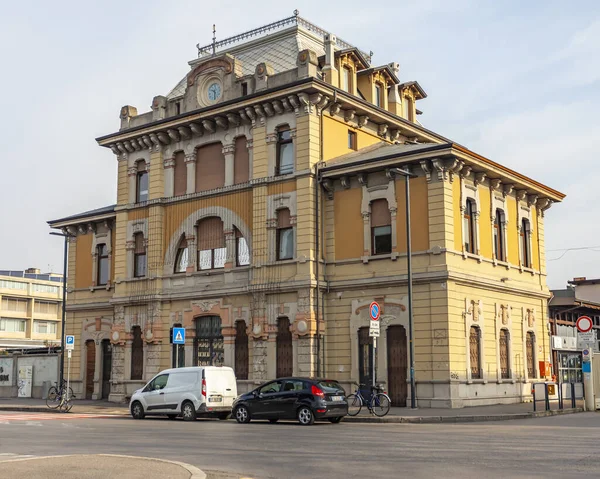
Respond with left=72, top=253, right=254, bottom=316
left=375, top=84, right=382, bottom=108
left=175, top=102, right=181, bottom=115
left=341, top=67, right=351, bottom=92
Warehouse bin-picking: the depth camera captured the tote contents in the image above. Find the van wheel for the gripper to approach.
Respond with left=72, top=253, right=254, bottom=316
left=131, top=401, right=145, bottom=420
left=235, top=405, right=251, bottom=424
left=297, top=406, right=314, bottom=426
left=181, top=401, right=197, bottom=421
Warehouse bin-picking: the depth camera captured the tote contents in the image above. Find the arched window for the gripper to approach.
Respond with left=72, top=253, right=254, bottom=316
left=194, top=316, right=223, bottom=366
left=133, top=233, right=146, bottom=278
left=371, top=199, right=391, bottom=255
left=197, top=217, right=226, bottom=270
left=276, top=209, right=293, bottom=260
left=173, top=151, right=187, bottom=197
left=97, top=244, right=109, bottom=286
left=234, top=320, right=249, bottom=380
left=521, top=218, right=532, bottom=268
left=131, top=326, right=143, bottom=380
left=235, top=227, right=250, bottom=266
left=136, top=161, right=148, bottom=202
left=494, top=209, right=506, bottom=261
left=174, top=236, right=189, bottom=274
left=464, top=199, right=476, bottom=254
left=276, top=317, right=293, bottom=377
left=276, top=126, right=294, bottom=175
left=526, top=332, right=536, bottom=378
left=469, top=326, right=481, bottom=379
left=499, top=329, right=510, bottom=379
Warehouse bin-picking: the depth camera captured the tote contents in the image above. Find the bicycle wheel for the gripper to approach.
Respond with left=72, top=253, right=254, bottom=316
left=371, top=393, right=391, bottom=417
left=46, top=387, right=60, bottom=409
left=346, top=394, right=362, bottom=416
left=60, top=399, right=73, bottom=413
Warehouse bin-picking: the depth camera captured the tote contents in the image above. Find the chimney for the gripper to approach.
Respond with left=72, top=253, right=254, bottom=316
left=387, top=62, right=402, bottom=116
left=322, top=34, right=338, bottom=87
left=25, top=268, right=41, bottom=274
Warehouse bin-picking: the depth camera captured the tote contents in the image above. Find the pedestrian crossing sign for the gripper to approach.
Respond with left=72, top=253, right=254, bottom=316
left=173, top=327, right=185, bottom=344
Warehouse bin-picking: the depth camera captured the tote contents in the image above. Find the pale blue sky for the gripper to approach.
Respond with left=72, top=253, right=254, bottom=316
left=0, top=0, right=598, bottom=289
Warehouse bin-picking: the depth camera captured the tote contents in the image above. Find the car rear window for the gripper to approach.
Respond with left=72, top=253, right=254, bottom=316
left=317, top=380, right=344, bottom=393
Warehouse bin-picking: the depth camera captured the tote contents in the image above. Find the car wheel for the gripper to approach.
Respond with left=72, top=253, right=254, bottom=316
left=328, top=416, right=343, bottom=424
left=268, top=418, right=278, bottom=424
left=235, top=405, right=251, bottom=424
left=167, top=414, right=178, bottom=420
left=297, top=406, right=314, bottom=426
left=131, top=401, right=145, bottom=420
left=181, top=401, right=197, bottom=421
left=217, top=413, right=230, bottom=420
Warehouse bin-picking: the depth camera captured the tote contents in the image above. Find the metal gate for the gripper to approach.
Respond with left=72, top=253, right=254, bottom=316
left=387, top=325, right=407, bottom=407
left=195, top=316, right=224, bottom=366
left=85, top=340, right=95, bottom=399
left=276, top=318, right=293, bottom=377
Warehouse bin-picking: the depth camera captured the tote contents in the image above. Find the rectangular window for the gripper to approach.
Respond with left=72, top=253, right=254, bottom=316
left=175, top=102, right=181, bottom=115
left=348, top=130, right=357, bottom=150
left=136, top=163, right=149, bottom=202
left=0, top=318, right=26, bottom=332
left=133, top=234, right=146, bottom=278
left=35, top=301, right=57, bottom=315
left=370, top=199, right=392, bottom=255
left=464, top=199, right=476, bottom=254
left=241, top=82, right=248, bottom=96
left=236, top=237, right=250, bottom=266
left=32, top=283, right=59, bottom=294
left=470, top=326, right=481, bottom=379
left=276, top=209, right=294, bottom=260
left=499, top=329, right=510, bottom=379
left=97, top=244, right=109, bottom=286
left=34, top=321, right=57, bottom=334
left=521, top=218, right=532, bottom=268
left=0, top=280, right=27, bottom=291
left=375, top=84, right=382, bottom=107
left=173, top=151, right=187, bottom=197
left=1, top=297, right=28, bottom=312
left=494, top=209, right=506, bottom=262
left=276, top=129, right=294, bottom=175
left=341, top=67, right=350, bottom=92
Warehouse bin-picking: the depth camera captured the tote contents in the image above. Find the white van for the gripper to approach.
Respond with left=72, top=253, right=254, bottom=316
left=129, top=366, right=237, bottom=421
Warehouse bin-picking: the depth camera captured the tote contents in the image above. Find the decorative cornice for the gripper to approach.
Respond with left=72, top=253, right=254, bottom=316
left=489, top=178, right=501, bottom=190
left=473, top=172, right=486, bottom=187
left=526, top=194, right=538, bottom=207
left=357, top=115, right=369, bottom=128
left=357, top=173, right=367, bottom=186
left=420, top=160, right=432, bottom=182
left=340, top=176, right=351, bottom=189
left=344, top=109, right=356, bottom=122
left=516, top=189, right=527, bottom=202
left=378, top=124, right=388, bottom=137
left=322, top=179, right=334, bottom=200
left=503, top=184, right=514, bottom=197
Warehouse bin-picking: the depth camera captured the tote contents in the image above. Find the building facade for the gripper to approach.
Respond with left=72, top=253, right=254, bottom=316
left=49, top=13, right=564, bottom=406
left=0, top=269, right=63, bottom=351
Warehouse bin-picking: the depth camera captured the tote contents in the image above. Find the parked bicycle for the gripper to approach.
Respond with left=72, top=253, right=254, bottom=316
left=346, top=382, right=391, bottom=417
left=46, top=380, right=75, bottom=411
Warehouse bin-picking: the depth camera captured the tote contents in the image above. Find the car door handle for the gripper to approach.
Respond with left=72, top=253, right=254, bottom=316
left=226, top=388, right=231, bottom=391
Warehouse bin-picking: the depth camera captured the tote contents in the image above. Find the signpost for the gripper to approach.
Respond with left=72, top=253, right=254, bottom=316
left=369, top=302, right=380, bottom=388
left=65, top=335, right=75, bottom=403
left=172, top=327, right=185, bottom=369
left=577, top=317, right=595, bottom=411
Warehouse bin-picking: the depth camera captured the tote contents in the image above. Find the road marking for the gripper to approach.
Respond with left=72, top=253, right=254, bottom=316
left=0, top=453, right=34, bottom=462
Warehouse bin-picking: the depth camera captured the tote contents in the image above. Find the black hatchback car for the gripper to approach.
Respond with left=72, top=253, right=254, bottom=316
left=232, top=377, right=348, bottom=425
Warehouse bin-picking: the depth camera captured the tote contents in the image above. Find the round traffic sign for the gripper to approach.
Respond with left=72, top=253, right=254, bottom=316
left=369, top=302, right=380, bottom=321
left=576, top=316, right=593, bottom=333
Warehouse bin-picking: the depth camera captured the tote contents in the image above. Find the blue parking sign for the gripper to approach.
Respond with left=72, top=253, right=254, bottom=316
left=172, top=327, right=185, bottom=344
left=65, top=335, right=75, bottom=350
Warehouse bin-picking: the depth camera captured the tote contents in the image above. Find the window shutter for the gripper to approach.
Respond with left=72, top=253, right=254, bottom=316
left=277, top=209, right=291, bottom=228
left=371, top=199, right=391, bottom=227
left=134, top=234, right=145, bottom=254
left=234, top=136, right=250, bottom=184
left=197, top=217, right=225, bottom=250
left=196, top=143, right=225, bottom=192
left=173, top=152, right=187, bottom=196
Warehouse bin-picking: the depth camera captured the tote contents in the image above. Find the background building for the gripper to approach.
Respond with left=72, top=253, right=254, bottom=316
left=0, top=268, right=63, bottom=351
left=49, top=13, right=564, bottom=407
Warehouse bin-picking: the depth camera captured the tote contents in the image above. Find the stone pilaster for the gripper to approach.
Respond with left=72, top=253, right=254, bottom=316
left=185, top=153, right=196, bottom=194
left=222, top=143, right=235, bottom=187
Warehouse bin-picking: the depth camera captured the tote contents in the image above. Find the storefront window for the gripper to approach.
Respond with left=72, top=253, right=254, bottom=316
left=558, top=352, right=583, bottom=383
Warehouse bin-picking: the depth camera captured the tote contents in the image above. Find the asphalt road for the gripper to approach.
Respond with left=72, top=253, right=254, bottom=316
left=1, top=411, right=600, bottom=478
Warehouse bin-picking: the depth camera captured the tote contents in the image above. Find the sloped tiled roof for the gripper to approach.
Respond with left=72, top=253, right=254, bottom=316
left=48, top=204, right=116, bottom=226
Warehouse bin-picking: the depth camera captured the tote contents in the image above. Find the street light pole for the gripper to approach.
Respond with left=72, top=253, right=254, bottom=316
left=50, top=231, right=70, bottom=388
left=393, top=168, right=417, bottom=409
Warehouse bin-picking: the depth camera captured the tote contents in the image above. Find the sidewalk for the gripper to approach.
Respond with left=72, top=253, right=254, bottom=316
left=0, top=397, right=584, bottom=423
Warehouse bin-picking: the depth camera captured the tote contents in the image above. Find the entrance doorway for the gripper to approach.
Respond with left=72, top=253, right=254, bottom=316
left=85, top=340, right=96, bottom=399
left=101, top=339, right=112, bottom=400
left=387, top=325, right=408, bottom=407
left=276, top=317, right=293, bottom=377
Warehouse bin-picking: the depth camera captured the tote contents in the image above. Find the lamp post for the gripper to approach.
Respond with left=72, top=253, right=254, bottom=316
left=392, top=167, right=418, bottom=409
left=49, top=231, right=73, bottom=388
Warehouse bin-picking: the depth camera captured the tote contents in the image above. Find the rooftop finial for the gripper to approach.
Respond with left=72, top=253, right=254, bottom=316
left=294, top=9, right=299, bottom=17
left=212, top=24, right=217, bottom=55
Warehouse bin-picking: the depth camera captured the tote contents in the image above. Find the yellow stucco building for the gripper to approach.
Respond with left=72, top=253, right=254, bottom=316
left=49, top=13, right=564, bottom=407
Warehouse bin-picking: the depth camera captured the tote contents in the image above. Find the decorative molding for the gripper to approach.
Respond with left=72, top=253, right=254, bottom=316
left=329, top=102, right=342, bottom=115
left=340, top=176, right=351, bottom=189
left=357, top=115, right=369, bottom=128
left=420, top=160, right=431, bottom=182
left=322, top=179, right=334, bottom=200
left=526, top=194, right=538, bottom=207
left=357, top=173, right=367, bottom=186
left=344, top=109, right=356, bottom=122
left=516, top=189, right=527, bottom=202
left=378, top=124, right=388, bottom=137
left=432, top=159, right=448, bottom=181
left=489, top=178, right=501, bottom=190
left=473, top=172, right=486, bottom=187
left=389, top=129, right=401, bottom=142
left=503, top=184, right=514, bottom=197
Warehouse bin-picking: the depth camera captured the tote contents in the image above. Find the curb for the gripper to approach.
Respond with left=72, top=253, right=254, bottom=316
left=0, top=454, right=206, bottom=479
left=343, top=407, right=584, bottom=423
left=0, top=406, right=129, bottom=415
